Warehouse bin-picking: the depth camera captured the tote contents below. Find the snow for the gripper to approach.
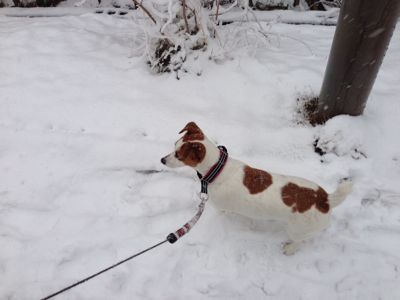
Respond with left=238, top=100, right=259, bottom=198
left=0, top=7, right=94, bottom=17
left=0, top=7, right=339, bottom=26
left=218, top=7, right=339, bottom=25
left=1, top=9, right=400, bottom=300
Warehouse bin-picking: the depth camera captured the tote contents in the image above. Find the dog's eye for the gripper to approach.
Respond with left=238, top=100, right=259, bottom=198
left=175, top=151, right=179, bottom=158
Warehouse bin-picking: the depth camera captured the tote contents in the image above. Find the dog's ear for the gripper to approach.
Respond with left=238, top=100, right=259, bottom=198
left=179, top=122, right=204, bottom=141
left=176, top=142, right=206, bottom=167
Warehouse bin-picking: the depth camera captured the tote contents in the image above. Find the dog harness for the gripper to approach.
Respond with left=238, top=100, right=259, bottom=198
left=167, top=145, right=228, bottom=244
left=197, top=145, right=228, bottom=195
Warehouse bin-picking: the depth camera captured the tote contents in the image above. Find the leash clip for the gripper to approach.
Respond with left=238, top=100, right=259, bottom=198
left=199, top=192, right=209, bottom=201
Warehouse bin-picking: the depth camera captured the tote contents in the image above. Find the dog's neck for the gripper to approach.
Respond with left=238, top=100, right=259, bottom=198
left=195, top=142, right=222, bottom=176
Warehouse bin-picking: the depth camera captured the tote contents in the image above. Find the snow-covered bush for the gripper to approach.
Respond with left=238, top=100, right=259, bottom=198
left=131, top=0, right=245, bottom=75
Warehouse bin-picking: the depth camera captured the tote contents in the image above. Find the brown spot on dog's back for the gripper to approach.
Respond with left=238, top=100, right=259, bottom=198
left=281, top=183, right=329, bottom=213
left=243, top=166, right=273, bottom=194
left=176, top=142, right=206, bottom=167
left=179, top=122, right=204, bottom=142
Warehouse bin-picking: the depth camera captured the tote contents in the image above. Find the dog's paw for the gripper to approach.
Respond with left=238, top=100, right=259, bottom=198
left=282, top=241, right=299, bottom=256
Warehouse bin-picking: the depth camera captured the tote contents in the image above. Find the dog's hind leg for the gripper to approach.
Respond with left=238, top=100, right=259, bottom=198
left=282, top=212, right=330, bottom=255
left=282, top=240, right=302, bottom=256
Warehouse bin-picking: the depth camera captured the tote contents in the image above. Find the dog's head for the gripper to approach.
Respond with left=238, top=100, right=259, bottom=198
left=161, top=122, right=215, bottom=170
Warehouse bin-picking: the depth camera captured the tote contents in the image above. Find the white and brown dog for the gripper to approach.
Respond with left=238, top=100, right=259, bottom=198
left=161, top=122, right=352, bottom=255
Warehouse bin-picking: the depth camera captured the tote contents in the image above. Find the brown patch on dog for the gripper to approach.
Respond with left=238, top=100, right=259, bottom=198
left=179, top=122, right=204, bottom=142
left=176, top=142, right=206, bottom=167
left=281, top=183, right=329, bottom=213
left=243, top=166, right=273, bottom=194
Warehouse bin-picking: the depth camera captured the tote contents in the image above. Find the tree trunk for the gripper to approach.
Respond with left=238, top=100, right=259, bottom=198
left=311, top=0, right=400, bottom=125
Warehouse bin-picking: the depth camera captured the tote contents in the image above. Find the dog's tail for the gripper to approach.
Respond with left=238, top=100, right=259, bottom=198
left=328, top=179, right=353, bottom=208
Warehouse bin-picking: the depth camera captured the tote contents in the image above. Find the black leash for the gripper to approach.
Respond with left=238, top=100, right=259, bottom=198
left=41, top=145, right=228, bottom=300
left=41, top=239, right=168, bottom=300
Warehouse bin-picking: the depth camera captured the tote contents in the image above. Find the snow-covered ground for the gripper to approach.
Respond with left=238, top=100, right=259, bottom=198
left=1, top=10, right=400, bottom=300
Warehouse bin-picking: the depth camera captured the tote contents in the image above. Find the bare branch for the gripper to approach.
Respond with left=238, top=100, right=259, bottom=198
left=132, top=0, right=157, bottom=24
left=161, top=0, right=174, bottom=34
left=181, top=0, right=190, bottom=33
left=187, top=5, right=199, bottom=32
left=215, top=0, right=220, bottom=22
left=211, top=0, right=221, bottom=38
left=209, top=0, right=238, bottom=17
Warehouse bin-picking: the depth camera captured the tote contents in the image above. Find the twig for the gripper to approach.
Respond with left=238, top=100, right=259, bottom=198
left=187, top=5, right=199, bottom=33
left=247, top=8, right=314, bottom=54
left=215, top=0, right=220, bottom=22
left=131, top=0, right=157, bottom=24
left=182, top=0, right=190, bottom=34
left=161, top=0, right=174, bottom=33
left=209, top=0, right=237, bottom=16
left=258, top=30, right=315, bottom=56
left=149, top=2, right=170, bottom=19
left=190, top=0, right=210, bottom=38
left=212, top=0, right=221, bottom=37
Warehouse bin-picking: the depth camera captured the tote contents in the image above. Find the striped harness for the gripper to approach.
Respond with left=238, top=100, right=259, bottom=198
left=197, top=145, right=228, bottom=196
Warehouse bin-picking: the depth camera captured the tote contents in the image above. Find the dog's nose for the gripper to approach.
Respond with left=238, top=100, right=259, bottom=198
left=161, top=157, right=166, bottom=165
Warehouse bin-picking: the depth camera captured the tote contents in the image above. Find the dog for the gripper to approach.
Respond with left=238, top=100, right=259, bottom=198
left=161, top=122, right=352, bottom=255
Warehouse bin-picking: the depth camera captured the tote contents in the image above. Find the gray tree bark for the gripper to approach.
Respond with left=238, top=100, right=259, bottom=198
left=311, top=0, right=400, bottom=125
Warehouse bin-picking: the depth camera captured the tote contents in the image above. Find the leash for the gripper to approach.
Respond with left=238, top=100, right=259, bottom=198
left=40, top=146, right=228, bottom=300
left=40, top=200, right=206, bottom=300
left=40, top=239, right=168, bottom=300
